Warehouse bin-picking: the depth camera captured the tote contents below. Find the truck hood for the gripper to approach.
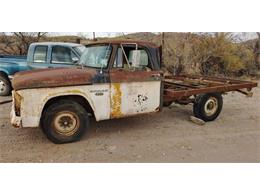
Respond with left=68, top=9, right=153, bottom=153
left=12, top=67, right=98, bottom=90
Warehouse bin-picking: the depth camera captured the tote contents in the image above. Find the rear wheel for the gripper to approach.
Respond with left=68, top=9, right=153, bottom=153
left=0, top=74, right=11, bottom=96
left=41, top=100, right=89, bottom=144
left=193, top=93, right=223, bottom=122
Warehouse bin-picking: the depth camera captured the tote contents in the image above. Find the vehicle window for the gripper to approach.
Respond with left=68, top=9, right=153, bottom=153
left=51, top=46, right=77, bottom=64
left=115, top=45, right=150, bottom=71
left=128, top=49, right=149, bottom=66
left=33, top=46, right=48, bottom=63
left=79, top=45, right=112, bottom=68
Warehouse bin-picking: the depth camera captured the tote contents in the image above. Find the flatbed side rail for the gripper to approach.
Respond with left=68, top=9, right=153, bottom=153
left=163, top=75, right=258, bottom=101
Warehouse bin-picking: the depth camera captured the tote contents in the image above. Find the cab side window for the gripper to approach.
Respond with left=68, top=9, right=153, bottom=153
left=113, top=45, right=151, bottom=71
left=128, top=49, right=149, bottom=67
left=33, top=46, right=48, bottom=63
left=51, top=46, right=77, bottom=64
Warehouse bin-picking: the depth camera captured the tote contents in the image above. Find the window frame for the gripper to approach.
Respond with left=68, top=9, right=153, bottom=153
left=111, top=44, right=152, bottom=70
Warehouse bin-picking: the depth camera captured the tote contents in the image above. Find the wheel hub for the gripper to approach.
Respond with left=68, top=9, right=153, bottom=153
left=0, top=80, right=6, bottom=92
left=204, top=97, right=218, bottom=116
left=54, top=112, right=79, bottom=136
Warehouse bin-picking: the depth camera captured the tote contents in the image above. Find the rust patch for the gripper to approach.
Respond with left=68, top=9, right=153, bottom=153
left=14, top=91, right=22, bottom=116
left=111, top=83, right=123, bottom=118
left=86, top=39, right=160, bottom=49
left=12, top=68, right=97, bottom=90
left=110, top=69, right=162, bottom=83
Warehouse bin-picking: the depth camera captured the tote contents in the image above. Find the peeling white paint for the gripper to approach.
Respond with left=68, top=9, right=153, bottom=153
left=11, top=84, right=110, bottom=127
left=111, top=81, right=161, bottom=118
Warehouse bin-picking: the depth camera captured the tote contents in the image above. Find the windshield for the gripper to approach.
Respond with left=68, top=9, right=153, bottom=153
left=79, top=45, right=112, bottom=68
left=73, top=46, right=86, bottom=56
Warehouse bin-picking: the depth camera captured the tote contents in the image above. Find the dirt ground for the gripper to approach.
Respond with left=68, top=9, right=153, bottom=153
left=0, top=83, right=259, bottom=162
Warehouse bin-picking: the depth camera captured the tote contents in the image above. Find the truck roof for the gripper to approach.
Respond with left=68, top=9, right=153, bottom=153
left=30, top=42, right=83, bottom=47
left=85, top=39, right=160, bottom=48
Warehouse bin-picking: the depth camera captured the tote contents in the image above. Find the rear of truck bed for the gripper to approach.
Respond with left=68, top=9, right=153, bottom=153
left=163, top=75, right=257, bottom=101
left=163, top=75, right=258, bottom=122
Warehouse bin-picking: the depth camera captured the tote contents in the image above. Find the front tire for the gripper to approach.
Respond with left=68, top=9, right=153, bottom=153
left=193, top=93, right=223, bottom=122
left=41, top=100, right=89, bottom=144
left=0, top=74, right=11, bottom=96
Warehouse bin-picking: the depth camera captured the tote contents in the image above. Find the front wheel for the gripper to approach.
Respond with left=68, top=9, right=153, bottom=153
left=193, top=93, right=223, bottom=122
left=0, top=74, right=11, bottom=96
left=41, top=100, right=89, bottom=144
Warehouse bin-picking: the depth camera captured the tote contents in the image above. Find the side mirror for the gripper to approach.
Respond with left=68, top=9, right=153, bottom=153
left=72, top=57, right=79, bottom=63
left=131, top=50, right=148, bottom=68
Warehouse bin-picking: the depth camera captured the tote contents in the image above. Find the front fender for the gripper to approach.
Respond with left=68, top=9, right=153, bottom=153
left=16, top=84, right=110, bottom=127
left=40, top=90, right=96, bottom=120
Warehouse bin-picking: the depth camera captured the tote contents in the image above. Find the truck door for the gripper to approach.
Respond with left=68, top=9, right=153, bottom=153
left=109, top=44, right=162, bottom=119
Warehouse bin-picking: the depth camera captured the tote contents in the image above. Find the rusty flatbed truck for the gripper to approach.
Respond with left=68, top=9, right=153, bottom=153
left=10, top=40, right=258, bottom=144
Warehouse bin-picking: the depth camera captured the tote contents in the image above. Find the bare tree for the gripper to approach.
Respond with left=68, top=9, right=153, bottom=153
left=0, top=32, right=47, bottom=55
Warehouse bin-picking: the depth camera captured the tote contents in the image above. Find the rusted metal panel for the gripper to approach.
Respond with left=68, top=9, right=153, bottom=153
left=86, top=39, right=160, bottom=49
left=10, top=91, right=22, bottom=127
left=110, top=69, right=162, bottom=83
left=12, top=67, right=98, bottom=90
left=163, top=75, right=258, bottom=101
left=10, top=105, right=21, bottom=127
left=165, top=75, right=257, bottom=85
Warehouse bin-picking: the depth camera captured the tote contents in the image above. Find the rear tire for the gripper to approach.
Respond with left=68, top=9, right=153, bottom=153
left=0, top=74, right=11, bottom=96
left=41, top=100, right=89, bottom=144
left=193, top=93, right=223, bottom=122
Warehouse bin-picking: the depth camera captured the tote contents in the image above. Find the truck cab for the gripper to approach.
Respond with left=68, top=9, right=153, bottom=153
left=11, top=40, right=163, bottom=143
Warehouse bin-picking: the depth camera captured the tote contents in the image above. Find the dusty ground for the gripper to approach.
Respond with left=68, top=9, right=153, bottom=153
left=0, top=83, right=259, bottom=162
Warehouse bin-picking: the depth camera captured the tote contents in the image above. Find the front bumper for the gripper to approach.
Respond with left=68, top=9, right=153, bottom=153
left=10, top=95, right=21, bottom=128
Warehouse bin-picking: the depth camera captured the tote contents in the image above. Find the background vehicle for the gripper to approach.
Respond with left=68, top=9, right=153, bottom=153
left=10, top=40, right=257, bottom=144
left=0, top=42, right=85, bottom=96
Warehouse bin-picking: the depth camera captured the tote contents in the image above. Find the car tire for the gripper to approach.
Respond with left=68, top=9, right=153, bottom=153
left=41, top=100, right=89, bottom=144
left=0, top=74, right=11, bottom=96
left=193, top=93, right=223, bottom=122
